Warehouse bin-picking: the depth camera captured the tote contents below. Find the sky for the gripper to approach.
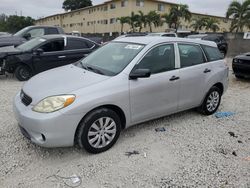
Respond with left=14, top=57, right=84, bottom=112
left=0, top=0, right=235, bottom=19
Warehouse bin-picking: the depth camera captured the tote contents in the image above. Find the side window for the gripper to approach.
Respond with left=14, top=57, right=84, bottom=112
left=202, top=45, right=224, bottom=61
left=47, top=28, right=58, bottom=34
left=27, top=28, right=45, bottom=38
left=137, top=44, right=175, bottom=74
left=65, top=38, right=89, bottom=50
left=40, top=39, right=64, bottom=52
left=178, top=44, right=206, bottom=68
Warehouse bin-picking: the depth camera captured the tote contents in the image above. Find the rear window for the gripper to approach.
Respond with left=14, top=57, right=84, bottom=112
left=47, top=28, right=59, bottom=34
left=202, top=45, right=223, bottom=61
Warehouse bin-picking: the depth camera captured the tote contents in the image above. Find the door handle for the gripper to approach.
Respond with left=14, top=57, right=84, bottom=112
left=204, top=68, right=211, bottom=73
left=58, top=56, right=66, bottom=59
left=169, top=76, right=180, bottom=81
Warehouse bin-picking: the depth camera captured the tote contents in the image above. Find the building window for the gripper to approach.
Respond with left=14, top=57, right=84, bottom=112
left=136, top=0, right=144, bottom=7
left=104, top=20, right=108, bottom=24
left=103, top=5, right=108, bottom=11
left=158, top=3, right=164, bottom=11
left=110, top=18, right=116, bottom=24
left=110, top=3, right=116, bottom=9
left=121, top=0, right=128, bottom=7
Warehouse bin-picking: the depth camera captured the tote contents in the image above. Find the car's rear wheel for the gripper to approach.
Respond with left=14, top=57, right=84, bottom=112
left=15, top=65, right=32, bottom=81
left=75, top=108, right=121, bottom=154
left=199, top=86, right=222, bottom=115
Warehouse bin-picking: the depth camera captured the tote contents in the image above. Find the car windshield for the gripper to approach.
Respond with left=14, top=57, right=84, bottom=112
left=79, top=42, right=144, bottom=76
left=17, top=37, right=46, bottom=51
left=14, top=27, right=30, bottom=37
left=148, top=33, right=161, bottom=36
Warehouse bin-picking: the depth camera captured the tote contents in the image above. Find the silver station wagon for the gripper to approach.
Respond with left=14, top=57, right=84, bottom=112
left=14, top=37, right=229, bottom=153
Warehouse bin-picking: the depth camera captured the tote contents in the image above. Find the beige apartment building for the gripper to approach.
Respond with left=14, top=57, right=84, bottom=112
left=35, top=0, right=233, bottom=34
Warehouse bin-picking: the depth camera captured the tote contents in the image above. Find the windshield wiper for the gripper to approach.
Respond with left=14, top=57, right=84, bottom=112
left=86, top=65, right=105, bottom=75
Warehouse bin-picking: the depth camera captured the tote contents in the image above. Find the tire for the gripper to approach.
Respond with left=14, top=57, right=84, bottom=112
left=15, top=65, right=32, bottom=81
left=235, top=74, right=244, bottom=79
left=199, top=86, right=222, bottom=115
left=75, top=108, right=121, bottom=154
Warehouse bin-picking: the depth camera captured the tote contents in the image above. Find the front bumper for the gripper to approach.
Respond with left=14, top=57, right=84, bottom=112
left=232, top=62, right=250, bottom=77
left=13, top=93, right=83, bottom=147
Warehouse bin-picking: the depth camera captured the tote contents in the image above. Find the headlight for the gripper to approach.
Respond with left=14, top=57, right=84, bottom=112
left=32, top=95, right=75, bottom=113
left=233, top=59, right=238, bottom=63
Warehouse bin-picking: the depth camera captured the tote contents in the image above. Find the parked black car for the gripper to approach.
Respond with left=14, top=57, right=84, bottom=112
left=0, top=35, right=99, bottom=81
left=187, top=34, right=228, bottom=56
left=0, top=26, right=64, bottom=48
left=232, top=53, right=250, bottom=79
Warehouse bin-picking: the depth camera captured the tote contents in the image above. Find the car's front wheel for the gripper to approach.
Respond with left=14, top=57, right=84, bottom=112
left=15, top=65, right=32, bottom=81
left=199, top=86, right=222, bottom=115
left=75, top=108, right=121, bottom=154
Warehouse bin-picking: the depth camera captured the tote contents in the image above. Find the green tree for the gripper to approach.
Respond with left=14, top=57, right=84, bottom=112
left=63, top=0, right=92, bottom=11
left=167, top=4, right=192, bottom=32
left=128, top=11, right=139, bottom=32
left=190, top=17, right=208, bottom=32
left=117, top=16, right=130, bottom=33
left=145, top=11, right=162, bottom=32
left=226, top=0, right=250, bottom=33
left=205, top=17, right=220, bottom=32
left=136, top=11, right=147, bottom=32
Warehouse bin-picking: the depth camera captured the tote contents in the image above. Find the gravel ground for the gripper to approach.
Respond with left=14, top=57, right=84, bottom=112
left=0, top=59, right=250, bottom=188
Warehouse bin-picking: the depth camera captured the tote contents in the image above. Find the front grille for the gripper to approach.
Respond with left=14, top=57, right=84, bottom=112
left=20, top=90, right=32, bottom=106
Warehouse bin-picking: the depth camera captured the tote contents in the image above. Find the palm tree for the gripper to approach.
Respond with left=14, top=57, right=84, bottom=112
left=129, top=11, right=139, bottom=32
left=168, top=4, right=192, bottom=32
left=190, top=17, right=207, bottom=32
left=145, top=11, right=162, bottom=32
left=205, top=17, right=220, bottom=32
left=226, top=0, right=250, bottom=33
left=117, top=16, right=130, bottom=33
left=136, top=11, right=147, bottom=32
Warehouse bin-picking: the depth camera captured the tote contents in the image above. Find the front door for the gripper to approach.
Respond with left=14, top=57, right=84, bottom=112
left=129, top=43, right=180, bottom=124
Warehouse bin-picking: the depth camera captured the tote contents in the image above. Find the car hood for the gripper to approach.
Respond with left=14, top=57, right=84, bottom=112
left=235, top=53, right=250, bottom=61
left=22, top=64, right=111, bottom=104
left=0, top=35, right=26, bottom=47
left=0, top=46, right=23, bottom=58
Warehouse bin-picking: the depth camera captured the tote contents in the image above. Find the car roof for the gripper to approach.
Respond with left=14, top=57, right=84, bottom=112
left=114, top=36, right=217, bottom=47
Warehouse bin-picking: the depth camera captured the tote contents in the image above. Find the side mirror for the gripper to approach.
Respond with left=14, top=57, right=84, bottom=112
left=34, top=48, right=44, bottom=56
left=23, top=33, right=31, bottom=40
left=129, top=69, right=151, bottom=80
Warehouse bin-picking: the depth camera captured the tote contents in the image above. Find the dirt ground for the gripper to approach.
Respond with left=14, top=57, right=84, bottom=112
left=0, top=59, right=250, bottom=188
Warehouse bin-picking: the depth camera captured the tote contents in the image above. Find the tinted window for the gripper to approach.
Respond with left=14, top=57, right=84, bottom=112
left=27, top=28, right=45, bottom=38
left=178, top=44, right=206, bottom=68
left=47, top=28, right=58, bottom=34
left=137, top=44, right=175, bottom=74
left=40, top=39, right=64, bottom=52
left=65, top=38, right=89, bottom=50
left=202, top=45, right=224, bottom=61
left=162, top=34, right=176, bottom=37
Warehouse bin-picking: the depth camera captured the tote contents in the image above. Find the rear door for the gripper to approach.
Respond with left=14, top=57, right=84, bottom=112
left=129, top=43, right=180, bottom=124
left=62, top=37, right=97, bottom=65
left=178, top=43, right=212, bottom=110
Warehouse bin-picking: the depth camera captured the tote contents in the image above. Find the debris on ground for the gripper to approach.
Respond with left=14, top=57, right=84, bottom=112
left=238, top=140, right=243, bottom=144
left=143, top=152, right=147, bottom=158
left=228, top=131, right=237, bottom=138
left=47, top=174, right=82, bottom=187
left=243, top=157, right=250, bottom=161
left=215, top=111, right=235, bottom=118
left=232, top=151, right=237, bottom=157
left=125, top=150, right=140, bottom=157
left=155, top=127, right=166, bottom=132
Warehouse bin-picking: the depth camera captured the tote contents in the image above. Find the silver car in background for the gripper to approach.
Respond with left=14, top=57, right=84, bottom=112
left=14, top=37, right=229, bottom=153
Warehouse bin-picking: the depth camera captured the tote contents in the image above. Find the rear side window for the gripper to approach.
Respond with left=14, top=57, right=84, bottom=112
left=202, top=45, right=223, bottom=61
left=47, top=28, right=59, bottom=34
left=65, top=38, right=89, bottom=50
left=137, top=44, right=175, bottom=74
left=27, top=28, right=45, bottom=38
left=178, top=44, right=206, bottom=68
